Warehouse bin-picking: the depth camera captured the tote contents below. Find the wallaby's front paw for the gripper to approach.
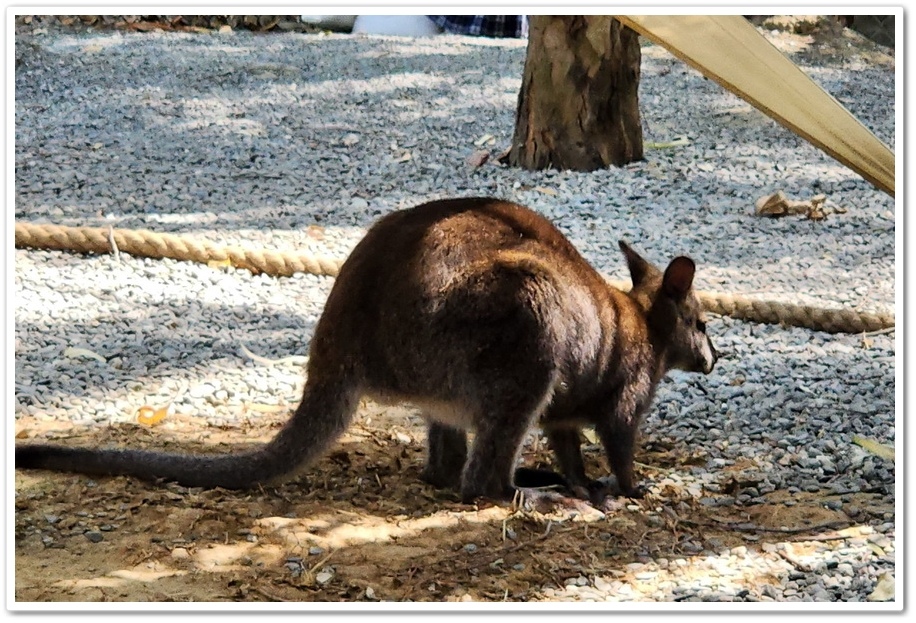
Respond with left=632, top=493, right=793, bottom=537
left=593, top=485, right=648, bottom=513
left=623, top=483, right=647, bottom=499
left=460, top=485, right=517, bottom=505
left=583, top=479, right=616, bottom=506
left=421, top=465, right=464, bottom=490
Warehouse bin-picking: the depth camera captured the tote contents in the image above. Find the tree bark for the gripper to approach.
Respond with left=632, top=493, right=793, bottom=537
left=508, top=16, right=643, bottom=171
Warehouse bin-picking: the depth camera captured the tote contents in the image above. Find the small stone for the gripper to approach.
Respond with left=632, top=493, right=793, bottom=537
left=171, top=547, right=190, bottom=560
left=464, top=543, right=478, bottom=553
left=635, top=571, right=658, bottom=580
left=315, top=570, right=333, bottom=584
left=810, top=587, right=834, bottom=601
left=309, top=546, right=324, bottom=555
left=594, top=576, right=612, bottom=592
left=84, top=531, right=104, bottom=543
left=189, top=383, right=215, bottom=399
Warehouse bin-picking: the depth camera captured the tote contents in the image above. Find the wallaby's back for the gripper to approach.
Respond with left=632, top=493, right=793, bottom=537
left=313, top=198, right=619, bottom=397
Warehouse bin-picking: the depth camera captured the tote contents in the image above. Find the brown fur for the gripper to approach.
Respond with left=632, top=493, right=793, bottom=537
left=16, top=198, right=717, bottom=502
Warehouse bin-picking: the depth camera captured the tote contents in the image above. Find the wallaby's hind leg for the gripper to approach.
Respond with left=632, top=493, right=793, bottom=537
left=510, top=429, right=587, bottom=494
left=421, top=422, right=467, bottom=489
left=460, top=381, right=556, bottom=503
left=546, top=427, right=617, bottom=504
left=546, top=428, right=588, bottom=489
left=460, top=421, right=531, bottom=503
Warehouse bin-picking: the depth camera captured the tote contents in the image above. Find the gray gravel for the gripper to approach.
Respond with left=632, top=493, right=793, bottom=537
left=14, top=25, right=895, bottom=603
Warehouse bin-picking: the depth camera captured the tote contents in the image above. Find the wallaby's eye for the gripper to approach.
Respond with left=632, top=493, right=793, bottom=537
left=696, top=319, right=706, bottom=332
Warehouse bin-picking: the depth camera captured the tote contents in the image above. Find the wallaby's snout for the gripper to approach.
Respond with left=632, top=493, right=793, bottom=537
left=702, top=336, right=718, bottom=374
left=691, top=319, right=718, bottom=375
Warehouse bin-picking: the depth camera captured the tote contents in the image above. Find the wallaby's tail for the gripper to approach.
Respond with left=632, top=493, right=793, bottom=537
left=15, top=380, right=359, bottom=490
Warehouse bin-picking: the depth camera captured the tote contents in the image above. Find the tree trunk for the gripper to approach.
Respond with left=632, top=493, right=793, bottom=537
left=508, top=16, right=643, bottom=170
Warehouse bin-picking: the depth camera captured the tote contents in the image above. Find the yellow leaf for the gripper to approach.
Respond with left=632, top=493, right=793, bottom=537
left=474, top=133, right=496, bottom=147
left=207, top=258, right=232, bottom=269
left=136, top=405, right=169, bottom=426
left=244, top=402, right=287, bottom=413
left=851, top=435, right=895, bottom=461
left=534, top=186, right=558, bottom=196
left=645, top=136, right=691, bottom=149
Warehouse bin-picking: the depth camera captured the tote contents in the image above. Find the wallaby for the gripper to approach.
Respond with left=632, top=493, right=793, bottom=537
left=16, top=198, right=717, bottom=505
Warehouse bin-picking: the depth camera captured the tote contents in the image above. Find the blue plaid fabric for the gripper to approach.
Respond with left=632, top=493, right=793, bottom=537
left=427, top=15, right=528, bottom=38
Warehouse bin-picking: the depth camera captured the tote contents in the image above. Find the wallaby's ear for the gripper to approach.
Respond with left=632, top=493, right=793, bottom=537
left=619, top=240, right=660, bottom=288
left=662, top=256, right=696, bottom=300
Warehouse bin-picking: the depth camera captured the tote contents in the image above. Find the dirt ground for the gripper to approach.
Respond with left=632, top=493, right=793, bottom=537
left=13, top=402, right=891, bottom=604
left=13, top=16, right=894, bottom=605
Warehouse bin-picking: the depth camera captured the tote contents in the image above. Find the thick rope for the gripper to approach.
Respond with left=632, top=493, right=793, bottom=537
left=15, top=221, right=894, bottom=334
left=15, top=221, right=344, bottom=277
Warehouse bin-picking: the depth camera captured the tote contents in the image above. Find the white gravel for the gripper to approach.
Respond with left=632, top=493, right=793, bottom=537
left=14, top=24, right=896, bottom=603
